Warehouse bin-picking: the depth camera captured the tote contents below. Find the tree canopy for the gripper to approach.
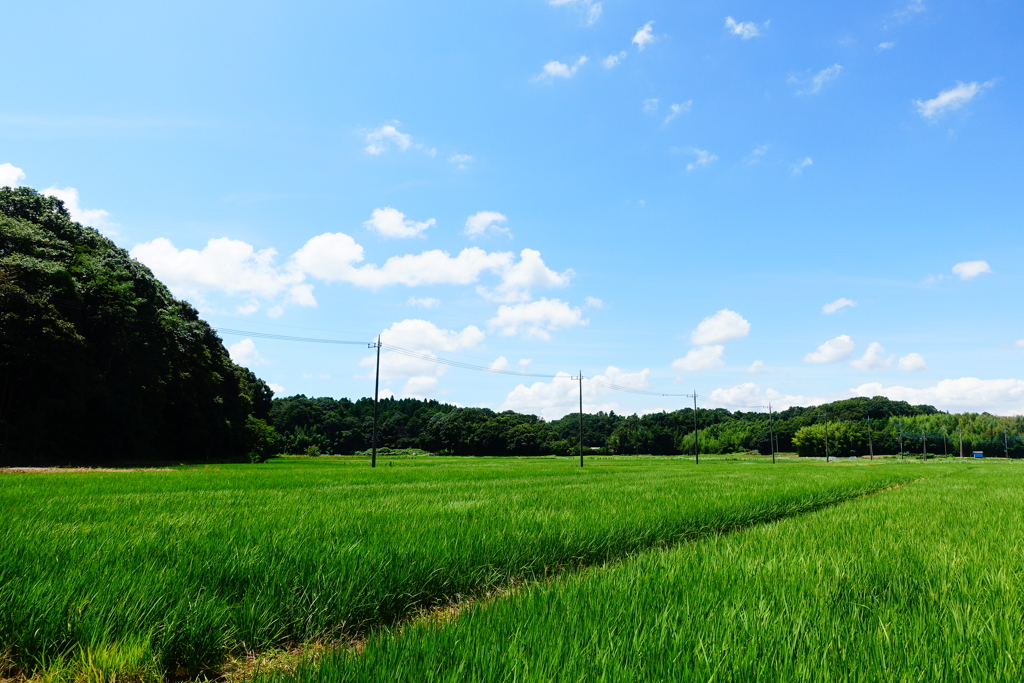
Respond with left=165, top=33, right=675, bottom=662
left=0, top=186, right=274, bottom=465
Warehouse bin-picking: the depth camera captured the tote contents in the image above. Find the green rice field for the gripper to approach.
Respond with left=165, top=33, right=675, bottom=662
left=1, top=455, right=1016, bottom=682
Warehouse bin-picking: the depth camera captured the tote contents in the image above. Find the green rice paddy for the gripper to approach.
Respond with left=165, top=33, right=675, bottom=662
left=2, top=455, right=1014, bottom=682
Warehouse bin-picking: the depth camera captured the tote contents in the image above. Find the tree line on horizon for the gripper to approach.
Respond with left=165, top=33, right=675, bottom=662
left=270, top=393, right=1024, bottom=458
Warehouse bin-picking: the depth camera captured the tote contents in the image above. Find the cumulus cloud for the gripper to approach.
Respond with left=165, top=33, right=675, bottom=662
left=690, top=309, right=751, bottom=345
left=407, top=296, right=440, bottom=308
left=632, top=21, right=656, bottom=50
left=852, top=377, right=1024, bottom=415
left=724, top=17, right=767, bottom=39
left=850, top=342, right=894, bottom=371
left=687, top=149, right=717, bottom=171
left=898, top=353, right=929, bottom=372
left=709, top=383, right=825, bottom=411
left=267, top=382, right=285, bottom=394
left=464, top=211, right=509, bottom=238
left=671, top=345, right=725, bottom=371
left=228, top=338, right=269, bottom=367
left=131, top=237, right=309, bottom=305
left=603, top=51, right=627, bottom=68
left=952, top=260, right=992, bottom=280
left=535, top=56, right=588, bottom=81
left=878, top=42, right=895, bottom=50
left=41, top=186, right=117, bottom=236
left=489, top=356, right=512, bottom=372
left=746, top=360, right=764, bottom=374
left=363, top=207, right=435, bottom=239
left=823, top=298, right=855, bottom=314
left=584, top=296, right=603, bottom=309
left=364, top=123, right=413, bottom=155
left=664, top=101, right=692, bottom=123
left=792, top=65, right=843, bottom=95
left=363, top=319, right=484, bottom=398
left=487, top=298, right=586, bottom=340
left=1016, top=340, right=1024, bottom=349
left=804, top=335, right=855, bottom=364
left=549, top=0, right=602, bottom=25
left=0, top=162, right=25, bottom=187
left=643, top=98, right=659, bottom=113
left=448, top=153, right=473, bottom=168
left=915, top=81, right=994, bottom=120
left=477, top=248, right=573, bottom=302
left=135, top=232, right=572, bottom=316
left=888, top=0, right=926, bottom=27
left=501, top=366, right=650, bottom=419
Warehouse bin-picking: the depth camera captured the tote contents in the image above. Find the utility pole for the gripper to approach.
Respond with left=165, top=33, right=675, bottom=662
left=822, top=409, right=829, bottom=462
left=693, top=392, right=700, bottom=465
left=1005, top=429, right=1010, bottom=459
left=959, top=429, right=963, bottom=459
left=922, top=429, right=927, bottom=461
left=578, top=372, right=584, bottom=468
left=867, top=418, right=874, bottom=461
left=370, top=336, right=381, bottom=468
left=768, top=402, right=776, bottom=464
left=898, top=422, right=903, bottom=460
left=943, top=429, right=948, bottom=457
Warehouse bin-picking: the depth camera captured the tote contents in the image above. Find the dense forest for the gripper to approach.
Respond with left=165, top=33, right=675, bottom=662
left=270, top=393, right=1024, bottom=458
left=0, top=187, right=276, bottom=465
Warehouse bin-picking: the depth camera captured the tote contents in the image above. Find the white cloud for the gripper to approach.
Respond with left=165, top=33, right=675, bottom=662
left=888, top=0, right=925, bottom=27
left=228, top=338, right=269, bottom=367
left=852, top=377, right=1024, bottom=415
left=951, top=260, right=992, bottom=280
left=823, top=298, right=855, bottom=314
left=878, top=42, right=895, bottom=50
left=362, top=319, right=484, bottom=398
left=131, top=237, right=309, bottom=304
left=709, top=383, right=825, bottom=411
left=267, top=382, right=285, bottom=394
left=804, top=335, right=855, bottom=364
left=518, top=358, right=532, bottom=368
left=687, top=149, right=717, bottom=171
left=643, top=98, right=659, bottom=113
left=448, top=153, right=473, bottom=168
left=914, top=81, right=994, bottom=120
left=477, top=248, right=573, bottom=302
left=743, top=144, right=769, bottom=165
left=632, top=21, right=656, bottom=50
left=664, top=101, right=692, bottom=123
left=898, top=353, right=929, bottom=372
left=407, top=296, right=440, bottom=308
left=0, top=163, right=25, bottom=187
left=724, top=17, right=767, bottom=39
left=549, top=0, right=602, bottom=25
left=850, top=342, right=894, bottom=371
left=690, top=309, right=751, bottom=345
left=41, top=186, right=117, bottom=236
left=792, top=157, right=813, bottom=174
left=489, top=356, right=512, bottom=372
left=501, top=366, right=650, bottom=420
left=584, top=296, right=603, bottom=309
left=671, top=345, right=725, bottom=371
left=136, top=232, right=572, bottom=315
left=535, top=56, right=588, bottom=81
left=1016, top=340, right=1024, bottom=349
left=363, top=207, right=435, bottom=239
left=364, top=123, right=412, bottom=155
left=603, top=51, right=627, bottom=68
left=746, top=360, right=764, bottom=374
left=793, top=64, right=843, bottom=95
left=464, top=211, right=509, bottom=238
left=487, top=298, right=586, bottom=340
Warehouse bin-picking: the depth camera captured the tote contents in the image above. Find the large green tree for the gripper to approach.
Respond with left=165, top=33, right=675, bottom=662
left=0, top=187, right=274, bottom=465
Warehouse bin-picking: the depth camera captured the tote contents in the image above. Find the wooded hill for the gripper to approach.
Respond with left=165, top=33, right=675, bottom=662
left=271, top=393, right=1024, bottom=458
left=0, top=187, right=275, bottom=466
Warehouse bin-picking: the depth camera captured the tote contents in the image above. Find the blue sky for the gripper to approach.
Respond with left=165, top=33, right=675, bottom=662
left=3, top=0, right=1022, bottom=417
